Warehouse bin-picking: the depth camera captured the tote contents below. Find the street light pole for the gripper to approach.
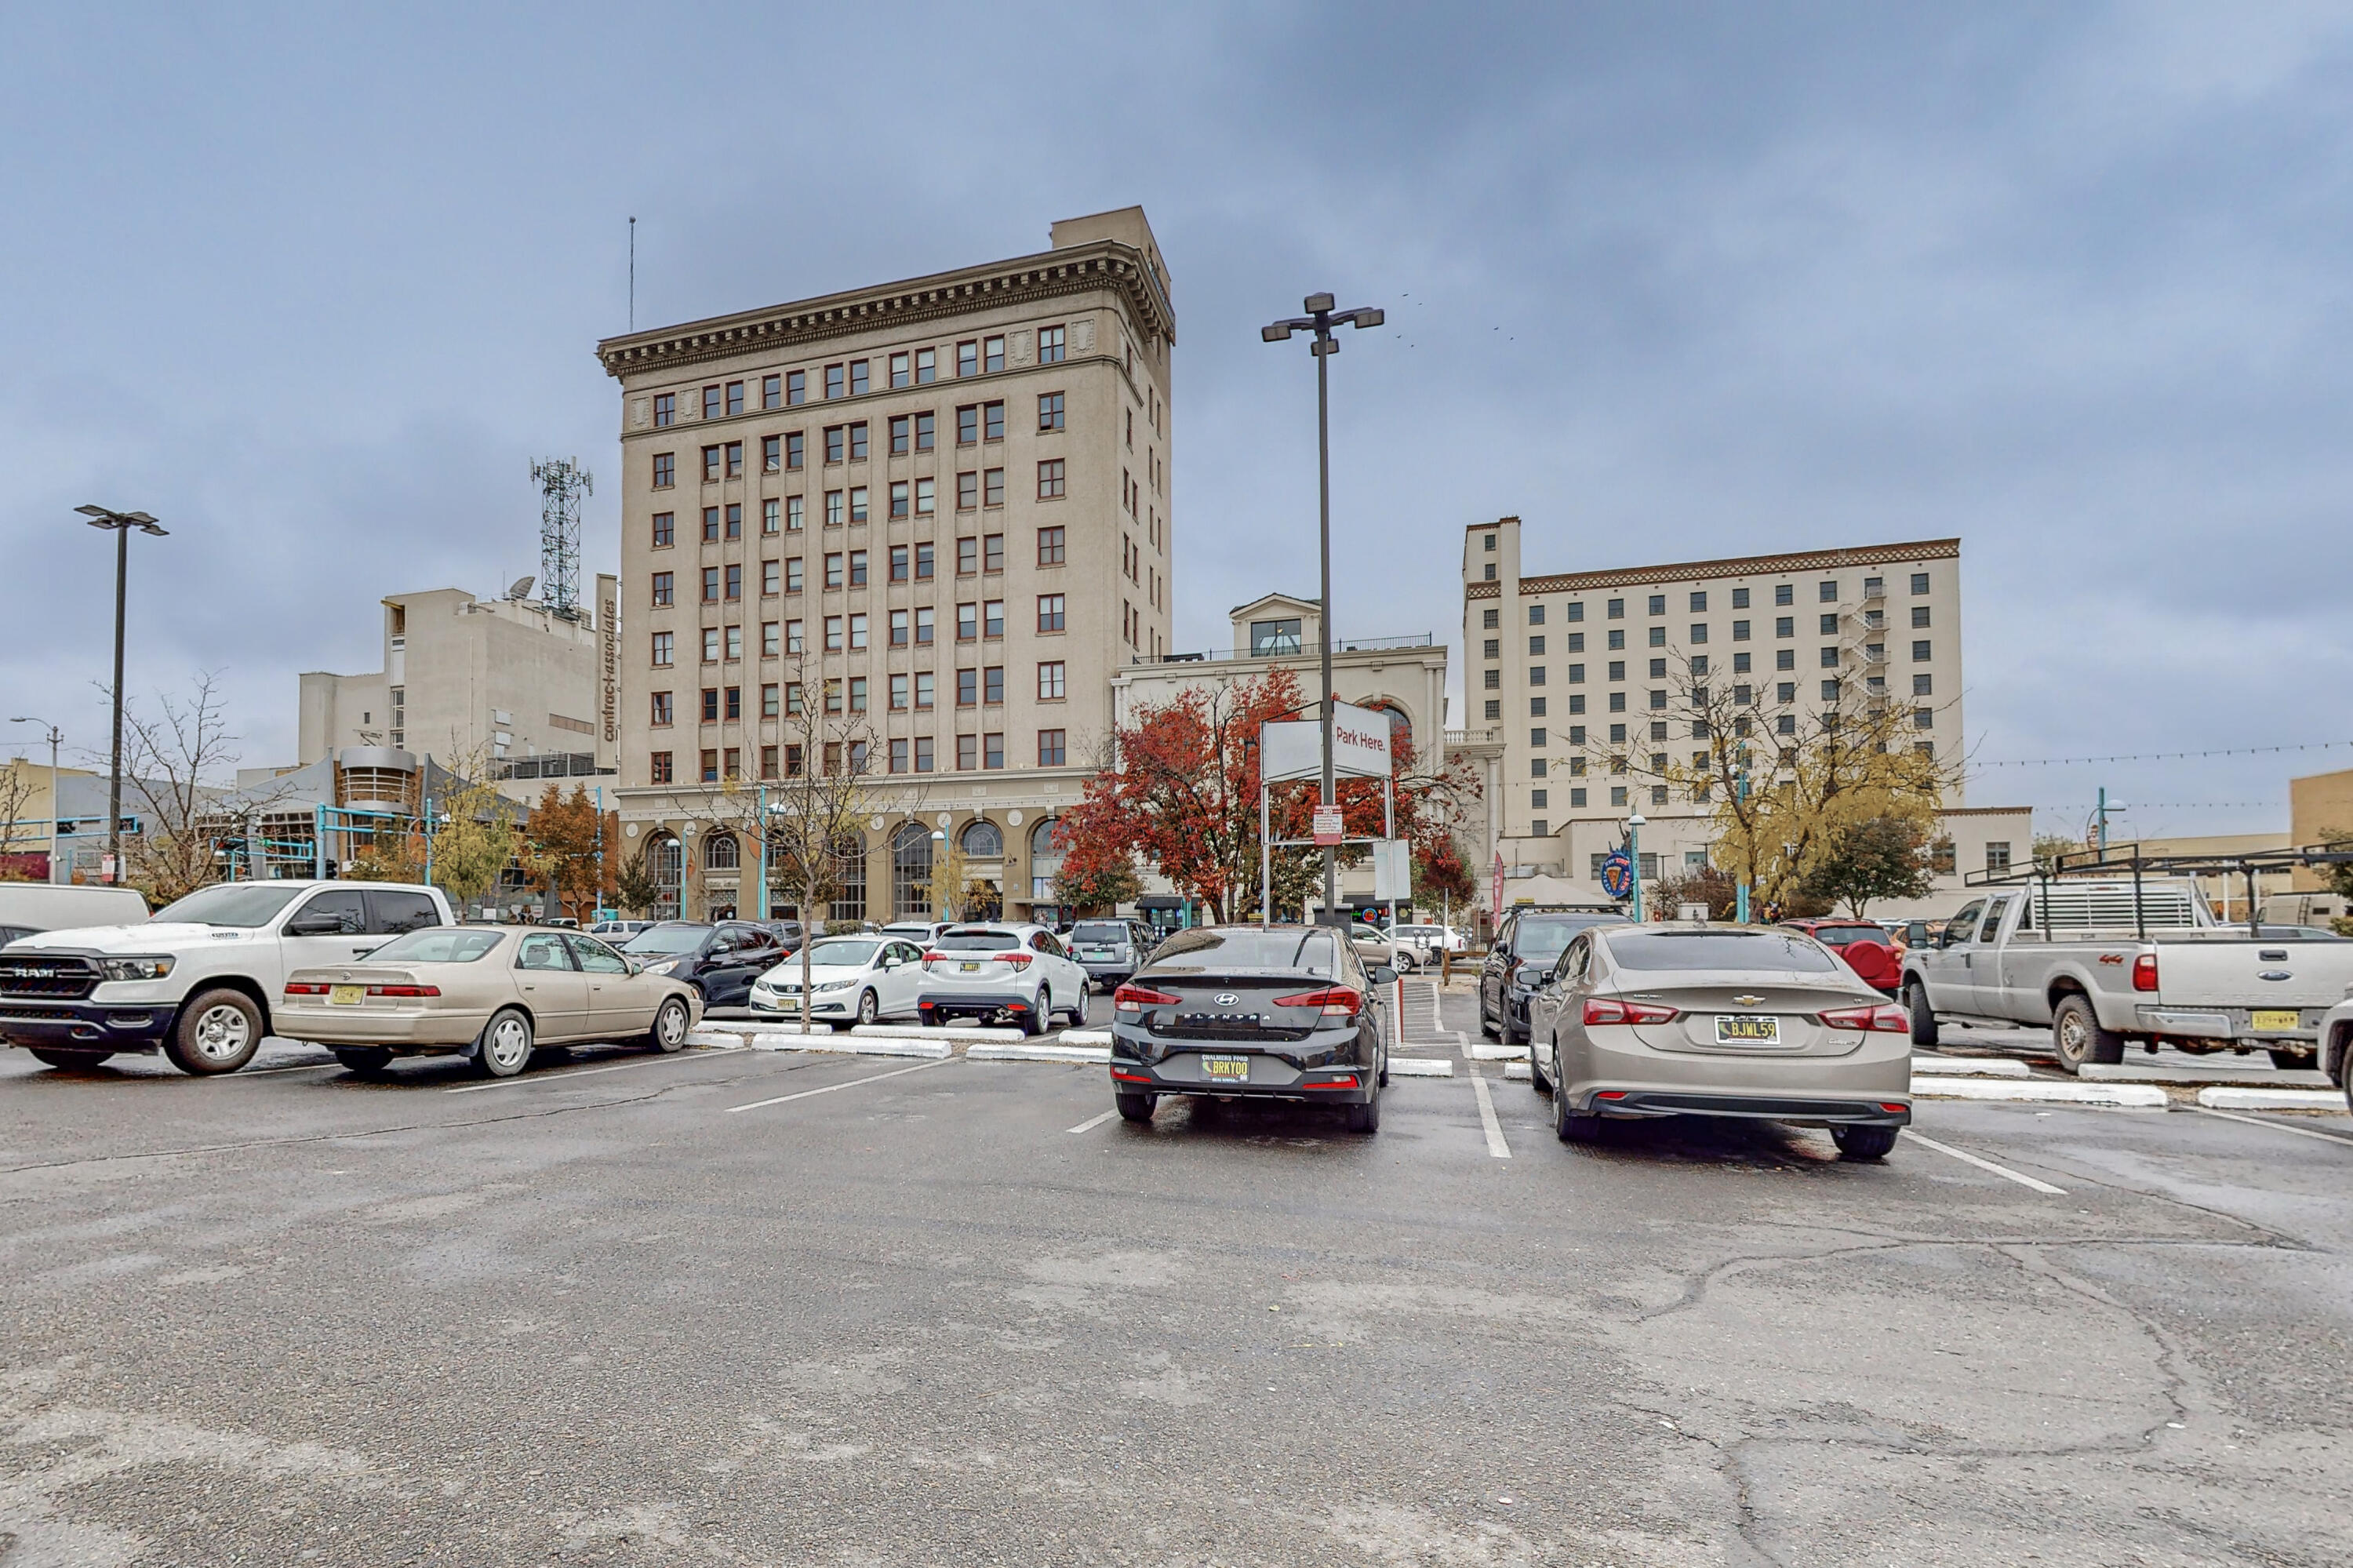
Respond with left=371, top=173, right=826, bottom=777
left=9, top=718, right=63, bottom=884
left=74, top=505, right=167, bottom=885
left=1262, top=293, right=1383, bottom=923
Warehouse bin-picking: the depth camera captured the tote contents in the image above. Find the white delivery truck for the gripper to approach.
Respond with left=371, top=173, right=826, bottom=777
left=0, top=879, right=452, bottom=1074
left=0, top=883, right=152, bottom=946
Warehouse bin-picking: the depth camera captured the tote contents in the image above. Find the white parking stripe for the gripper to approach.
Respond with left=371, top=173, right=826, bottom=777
left=446, top=1045, right=745, bottom=1093
left=1066, top=1108, right=1119, bottom=1134
left=1467, top=1067, right=1511, bottom=1159
left=724, top=1053, right=956, bottom=1113
left=2194, top=1105, right=2353, bottom=1148
left=1900, top=1130, right=2066, bottom=1194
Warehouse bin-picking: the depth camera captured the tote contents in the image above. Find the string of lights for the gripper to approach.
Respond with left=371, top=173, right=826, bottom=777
left=1976, top=739, right=2353, bottom=768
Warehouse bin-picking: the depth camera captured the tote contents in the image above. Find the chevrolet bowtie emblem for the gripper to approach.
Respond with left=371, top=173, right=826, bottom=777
left=1732, top=995, right=1764, bottom=1006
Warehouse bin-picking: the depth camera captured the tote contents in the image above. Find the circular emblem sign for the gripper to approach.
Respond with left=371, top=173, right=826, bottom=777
left=1598, top=850, right=1635, bottom=900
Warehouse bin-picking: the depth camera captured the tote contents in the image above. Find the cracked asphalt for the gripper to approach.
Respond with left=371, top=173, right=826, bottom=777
left=2, top=984, right=2351, bottom=1566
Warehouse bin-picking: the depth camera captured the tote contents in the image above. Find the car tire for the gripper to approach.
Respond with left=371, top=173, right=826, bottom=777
left=2267, top=1047, right=2313, bottom=1072
left=646, top=996, right=691, bottom=1053
left=164, top=988, right=264, bottom=1075
left=1479, top=993, right=1500, bottom=1041
left=475, top=1008, right=534, bottom=1078
left=1344, top=1088, right=1381, bottom=1133
left=27, top=1048, right=114, bottom=1070
left=1020, top=991, right=1048, bottom=1037
left=2051, top=995, right=2123, bottom=1073
left=1115, top=1090, right=1156, bottom=1123
left=333, top=1047, right=394, bottom=1077
left=1529, top=1041, right=1551, bottom=1094
left=1552, top=1053, right=1602, bottom=1142
left=1832, top=1124, right=1900, bottom=1161
left=1904, top=981, right=1939, bottom=1048
left=1500, top=1004, right=1523, bottom=1049
left=856, top=988, right=879, bottom=1028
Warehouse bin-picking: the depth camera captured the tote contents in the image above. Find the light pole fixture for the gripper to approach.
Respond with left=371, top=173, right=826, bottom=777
left=1260, top=293, right=1383, bottom=923
left=1626, top=812, right=1647, bottom=922
left=9, top=717, right=63, bottom=885
left=931, top=827, right=949, bottom=922
left=75, top=505, right=167, bottom=886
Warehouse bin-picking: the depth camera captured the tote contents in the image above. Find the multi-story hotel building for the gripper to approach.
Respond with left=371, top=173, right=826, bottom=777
left=1456, top=517, right=1973, bottom=904
left=597, top=208, right=1175, bottom=922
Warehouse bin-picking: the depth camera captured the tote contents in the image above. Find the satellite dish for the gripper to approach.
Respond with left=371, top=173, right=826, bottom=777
left=507, top=576, right=536, bottom=600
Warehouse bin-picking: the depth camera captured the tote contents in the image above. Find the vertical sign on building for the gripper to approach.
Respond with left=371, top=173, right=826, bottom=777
left=596, top=573, right=620, bottom=770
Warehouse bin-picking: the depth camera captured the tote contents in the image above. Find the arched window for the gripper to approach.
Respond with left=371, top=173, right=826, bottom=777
left=704, top=831, right=740, bottom=871
left=961, top=819, right=1003, bottom=858
left=827, top=831, right=866, bottom=925
left=649, top=831, right=683, bottom=920
left=1028, top=817, right=1064, bottom=902
left=892, top=821, right=934, bottom=918
left=1366, top=701, right=1413, bottom=761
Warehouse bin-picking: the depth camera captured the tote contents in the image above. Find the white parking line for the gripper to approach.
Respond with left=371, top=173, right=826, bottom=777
left=2194, top=1105, right=2353, bottom=1148
left=446, top=1045, right=745, bottom=1094
left=724, top=1053, right=957, bottom=1113
left=1467, top=1067, right=1511, bottom=1159
left=1900, top=1129, right=2067, bottom=1194
left=1066, top=1108, right=1119, bottom=1134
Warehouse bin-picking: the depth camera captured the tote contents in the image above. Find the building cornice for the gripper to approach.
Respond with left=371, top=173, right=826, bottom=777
left=595, top=240, right=1175, bottom=381
left=1507, top=537, right=1961, bottom=597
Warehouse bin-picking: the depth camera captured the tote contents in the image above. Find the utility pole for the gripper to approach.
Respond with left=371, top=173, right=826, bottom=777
left=9, top=719, right=63, bottom=883
left=1261, top=293, right=1384, bottom=922
left=73, top=506, right=167, bottom=885
left=2095, top=786, right=2110, bottom=853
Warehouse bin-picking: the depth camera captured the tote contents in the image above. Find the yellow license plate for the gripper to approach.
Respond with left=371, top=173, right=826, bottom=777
left=329, top=984, right=365, bottom=1006
left=1202, top=1055, right=1250, bottom=1082
left=1715, top=1015, right=1780, bottom=1044
left=2252, top=1010, right=2300, bottom=1032
left=960, top=962, right=980, bottom=973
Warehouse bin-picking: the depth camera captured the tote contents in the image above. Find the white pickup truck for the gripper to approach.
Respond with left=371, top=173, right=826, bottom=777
left=0, top=879, right=451, bottom=1075
left=1899, top=879, right=2353, bottom=1074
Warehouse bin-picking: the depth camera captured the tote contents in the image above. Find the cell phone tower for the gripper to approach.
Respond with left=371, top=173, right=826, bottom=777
left=531, top=457, right=593, bottom=619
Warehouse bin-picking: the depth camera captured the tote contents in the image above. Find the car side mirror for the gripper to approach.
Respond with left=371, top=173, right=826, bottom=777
left=286, top=913, right=346, bottom=937
left=1372, top=966, right=1397, bottom=985
left=883, top=956, right=903, bottom=970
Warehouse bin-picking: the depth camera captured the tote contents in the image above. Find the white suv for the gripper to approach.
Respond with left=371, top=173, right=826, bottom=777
left=915, top=924, right=1089, bottom=1035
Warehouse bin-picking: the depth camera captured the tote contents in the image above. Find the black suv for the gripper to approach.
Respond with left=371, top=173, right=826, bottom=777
left=618, top=921, right=784, bottom=1007
left=1480, top=908, right=1628, bottom=1046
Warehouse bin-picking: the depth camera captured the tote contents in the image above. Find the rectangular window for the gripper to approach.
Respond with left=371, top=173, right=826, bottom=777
left=702, top=446, right=721, bottom=482
left=786, top=431, right=805, bottom=470
left=785, top=619, right=803, bottom=653
left=957, top=668, right=978, bottom=706
left=725, top=625, right=742, bottom=661
left=1647, top=594, right=1665, bottom=615
left=652, top=452, right=675, bottom=489
left=653, top=393, right=675, bottom=427
left=1819, top=580, right=1839, bottom=602
left=1529, top=697, right=1547, bottom=717
left=1818, top=612, right=1838, bottom=635
left=760, top=375, right=780, bottom=410
left=723, top=686, right=742, bottom=722
left=1038, top=729, right=1067, bottom=766
left=700, top=507, right=719, bottom=543
left=1038, top=324, right=1066, bottom=363
left=1731, top=620, right=1749, bottom=641
left=1483, top=700, right=1500, bottom=719
left=849, top=361, right=869, bottom=396
left=915, top=671, right=935, bottom=708
left=915, top=606, right=936, bottom=645
left=1482, top=669, right=1501, bottom=690
left=1038, top=459, right=1066, bottom=499
left=915, top=543, right=935, bottom=581
left=890, top=609, right=909, bottom=647
left=650, top=751, right=673, bottom=784
left=984, top=666, right=1006, bottom=705
left=700, top=750, right=717, bottom=783
left=890, top=480, right=910, bottom=519
left=889, top=353, right=911, bottom=390
left=1913, top=673, right=1933, bottom=697
left=957, top=536, right=978, bottom=576
left=1038, top=526, right=1065, bottom=565
left=1529, top=635, right=1545, bottom=655
left=785, top=369, right=806, bottom=406
left=957, top=340, right=979, bottom=378
left=984, top=733, right=1005, bottom=769
left=726, top=381, right=744, bottom=416
left=984, top=337, right=1005, bottom=373
left=1648, top=625, right=1666, bottom=647
left=649, top=691, right=673, bottom=726
left=1528, top=603, right=1546, bottom=626
left=956, top=405, right=979, bottom=445
left=984, top=600, right=1005, bottom=638
left=1530, top=730, right=1547, bottom=749
left=785, top=681, right=804, bottom=715
left=915, top=348, right=936, bottom=384
left=984, top=468, right=1005, bottom=507
left=889, top=415, right=911, bottom=456
left=651, top=511, right=675, bottom=548
left=849, top=613, right=869, bottom=649
left=1529, top=666, right=1547, bottom=686
left=1820, top=646, right=1839, bottom=668
left=912, top=411, right=935, bottom=452
left=849, top=486, right=868, bottom=523
left=724, top=563, right=742, bottom=601
left=1038, top=660, right=1066, bottom=700
left=1911, top=572, right=1930, bottom=595
left=849, top=422, right=868, bottom=461
left=825, top=490, right=844, bottom=527
left=1731, top=588, right=1750, bottom=609
left=1607, top=629, right=1625, bottom=650
left=701, top=566, right=720, bottom=603
left=1689, top=623, right=1708, bottom=643
left=1911, top=605, right=1931, bottom=628
left=889, top=673, right=910, bottom=710
left=1775, top=584, right=1795, bottom=606
left=726, top=442, right=743, bottom=478
left=957, top=471, right=979, bottom=510
left=824, top=615, right=843, bottom=652
left=650, top=571, right=674, bottom=607
left=704, top=386, right=722, bottom=420
left=651, top=631, right=675, bottom=668
left=889, top=544, right=910, bottom=583
left=1821, top=678, right=1841, bottom=701
left=1037, top=593, right=1065, bottom=632
left=1038, top=391, right=1064, bottom=431
left=984, top=533, right=1005, bottom=573
left=915, top=477, right=935, bottom=515
left=1912, top=640, right=1932, bottom=661
left=957, top=733, right=978, bottom=769
left=912, top=736, right=934, bottom=773
left=824, top=552, right=844, bottom=590
left=762, top=498, right=780, bottom=535
left=825, top=426, right=845, bottom=464
left=958, top=603, right=978, bottom=641
left=784, top=558, right=805, bottom=595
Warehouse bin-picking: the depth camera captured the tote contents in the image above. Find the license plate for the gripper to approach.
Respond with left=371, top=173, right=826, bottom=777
left=1715, top=1014, right=1780, bottom=1045
left=2252, top=1010, right=2300, bottom=1032
left=329, top=984, right=365, bottom=1006
left=959, top=962, right=980, bottom=973
left=1201, top=1054, right=1251, bottom=1082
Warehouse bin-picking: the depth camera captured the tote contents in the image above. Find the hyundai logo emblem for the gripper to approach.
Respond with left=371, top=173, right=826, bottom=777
left=1213, top=992, right=1239, bottom=1006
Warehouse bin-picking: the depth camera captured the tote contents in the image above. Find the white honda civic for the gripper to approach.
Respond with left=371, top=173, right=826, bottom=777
left=749, top=935, right=929, bottom=1029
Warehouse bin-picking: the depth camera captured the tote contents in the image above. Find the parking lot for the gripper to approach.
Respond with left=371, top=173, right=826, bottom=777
left=4, top=984, right=2351, bottom=1566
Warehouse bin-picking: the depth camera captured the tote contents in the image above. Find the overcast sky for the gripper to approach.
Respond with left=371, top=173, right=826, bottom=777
left=5, top=2, right=2350, bottom=844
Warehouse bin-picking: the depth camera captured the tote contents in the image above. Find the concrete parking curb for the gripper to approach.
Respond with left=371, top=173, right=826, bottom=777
left=2195, top=1086, right=2348, bottom=1111
left=1911, top=1078, right=2166, bottom=1108
left=1060, top=1029, right=1113, bottom=1046
left=1388, top=1057, right=1456, bottom=1078
left=2083, top=1061, right=2336, bottom=1089
left=855, top=1023, right=1027, bottom=1042
left=1501, top=1060, right=1530, bottom=1081
left=967, top=1042, right=1112, bottom=1064
left=1911, top=1057, right=2030, bottom=1078
left=687, top=1028, right=952, bottom=1059
left=1465, top=1042, right=1522, bottom=1060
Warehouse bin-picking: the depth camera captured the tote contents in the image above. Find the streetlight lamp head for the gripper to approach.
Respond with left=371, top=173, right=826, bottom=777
left=1351, top=307, right=1385, bottom=329
left=73, top=504, right=111, bottom=520
left=1260, top=323, right=1293, bottom=343
left=1303, top=292, right=1335, bottom=313
left=1627, top=813, right=1647, bottom=828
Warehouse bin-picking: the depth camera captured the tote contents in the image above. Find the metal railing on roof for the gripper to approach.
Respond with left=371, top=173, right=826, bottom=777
left=1129, top=633, right=1435, bottom=667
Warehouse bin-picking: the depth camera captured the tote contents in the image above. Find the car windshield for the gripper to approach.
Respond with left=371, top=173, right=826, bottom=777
left=622, top=925, right=709, bottom=955
left=806, top=939, right=880, bottom=966
left=1072, top=923, right=1129, bottom=942
left=1809, top=926, right=1888, bottom=948
left=933, top=930, right=1024, bottom=951
left=1515, top=916, right=1620, bottom=963
left=1608, top=931, right=1842, bottom=973
left=365, top=929, right=507, bottom=964
left=150, top=882, right=308, bottom=929
left=1143, top=929, right=1338, bottom=975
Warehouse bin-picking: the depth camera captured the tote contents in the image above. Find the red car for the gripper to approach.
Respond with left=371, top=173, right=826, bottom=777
left=1777, top=919, right=1902, bottom=994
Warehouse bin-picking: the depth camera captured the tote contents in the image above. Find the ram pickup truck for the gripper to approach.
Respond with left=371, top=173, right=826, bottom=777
left=1899, top=879, right=2353, bottom=1075
left=0, top=879, right=451, bottom=1075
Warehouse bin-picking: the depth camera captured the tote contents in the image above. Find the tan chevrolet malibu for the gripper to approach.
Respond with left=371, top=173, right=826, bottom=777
left=278, top=926, right=702, bottom=1079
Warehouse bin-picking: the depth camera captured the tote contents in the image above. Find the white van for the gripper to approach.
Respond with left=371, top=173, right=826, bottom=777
left=0, top=884, right=151, bottom=947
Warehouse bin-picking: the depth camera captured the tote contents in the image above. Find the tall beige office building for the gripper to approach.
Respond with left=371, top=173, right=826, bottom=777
left=1457, top=518, right=1969, bottom=890
left=597, top=208, right=1175, bottom=922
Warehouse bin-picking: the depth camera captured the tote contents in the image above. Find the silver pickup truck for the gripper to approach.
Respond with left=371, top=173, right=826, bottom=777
left=1899, top=879, right=2353, bottom=1075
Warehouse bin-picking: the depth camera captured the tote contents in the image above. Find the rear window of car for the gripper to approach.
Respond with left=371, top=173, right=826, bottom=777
left=934, top=930, right=1024, bottom=951
left=1514, top=915, right=1623, bottom=961
left=365, top=929, right=506, bottom=964
left=1607, top=931, right=1842, bottom=972
left=1144, top=929, right=1337, bottom=975
left=1072, top=922, right=1129, bottom=943
left=1807, top=926, right=1889, bottom=948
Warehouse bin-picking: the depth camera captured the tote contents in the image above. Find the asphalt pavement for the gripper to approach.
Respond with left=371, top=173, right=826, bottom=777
left=2, top=984, right=2350, bottom=1566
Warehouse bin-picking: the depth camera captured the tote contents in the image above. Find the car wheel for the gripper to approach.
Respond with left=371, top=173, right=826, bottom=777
left=2051, top=995, right=2123, bottom=1073
left=1020, top=991, right=1048, bottom=1037
left=27, top=1048, right=113, bottom=1070
left=1529, top=1039, right=1551, bottom=1094
left=1115, top=1090, right=1157, bottom=1122
left=1479, top=991, right=1499, bottom=1041
left=164, top=988, right=264, bottom=1075
left=1832, top=1124, right=1900, bottom=1161
left=475, top=1008, right=534, bottom=1078
left=333, top=1047, right=394, bottom=1077
left=1904, top=981, right=1939, bottom=1048
left=1553, top=1060, right=1602, bottom=1144
left=1500, top=1003, right=1523, bottom=1049
left=646, top=995, right=691, bottom=1053
left=1344, top=1087, right=1381, bottom=1134
left=2267, top=1047, right=2313, bottom=1072
left=856, top=988, right=879, bottom=1028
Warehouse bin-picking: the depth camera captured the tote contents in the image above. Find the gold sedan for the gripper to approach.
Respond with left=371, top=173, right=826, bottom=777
left=278, top=926, right=703, bottom=1078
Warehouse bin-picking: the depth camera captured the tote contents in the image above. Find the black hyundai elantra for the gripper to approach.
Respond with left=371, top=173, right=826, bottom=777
left=1105, top=925, right=1394, bottom=1132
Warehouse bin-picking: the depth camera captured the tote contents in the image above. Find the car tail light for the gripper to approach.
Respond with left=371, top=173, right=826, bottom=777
left=369, top=984, right=441, bottom=999
left=284, top=982, right=329, bottom=995
left=1595, top=1090, right=1629, bottom=1101
left=1878, top=1103, right=1909, bottom=1115
left=1583, top=997, right=1679, bottom=1026
left=1272, top=986, right=1363, bottom=1018
left=2132, top=953, right=2158, bottom=992
left=1817, top=1003, right=1910, bottom=1033
left=992, top=951, right=1033, bottom=970
left=1307, top=1073, right=1360, bottom=1090
left=1113, top=984, right=1182, bottom=1013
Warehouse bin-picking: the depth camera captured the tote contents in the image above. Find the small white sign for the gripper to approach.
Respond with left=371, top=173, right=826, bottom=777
left=1373, top=839, right=1412, bottom=900
left=1312, top=806, right=1344, bottom=846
